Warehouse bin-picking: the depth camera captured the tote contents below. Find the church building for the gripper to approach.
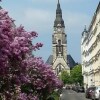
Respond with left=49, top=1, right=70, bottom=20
left=46, top=0, right=77, bottom=75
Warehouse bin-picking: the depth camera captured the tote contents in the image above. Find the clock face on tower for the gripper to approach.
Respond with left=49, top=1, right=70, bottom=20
left=57, top=24, right=62, bottom=32
left=57, top=28, right=61, bottom=32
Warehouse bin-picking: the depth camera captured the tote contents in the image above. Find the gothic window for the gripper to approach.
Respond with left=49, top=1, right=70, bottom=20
left=58, top=40, right=61, bottom=52
left=56, top=64, right=64, bottom=75
left=59, top=64, right=61, bottom=72
left=56, top=45, right=59, bottom=56
left=61, top=46, right=63, bottom=56
left=56, top=40, right=63, bottom=56
left=57, top=68, right=59, bottom=75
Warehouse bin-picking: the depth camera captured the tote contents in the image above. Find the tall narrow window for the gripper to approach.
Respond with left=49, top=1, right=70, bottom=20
left=56, top=40, right=63, bottom=56
left=59, top=64, right=61, bottom=72
left=57, top=68, right=59, bottom=75
left=58, top=40, right=61, bottom=52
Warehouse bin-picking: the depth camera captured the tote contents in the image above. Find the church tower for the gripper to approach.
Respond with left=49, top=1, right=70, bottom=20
left=52, top=0, right=70, bottom=75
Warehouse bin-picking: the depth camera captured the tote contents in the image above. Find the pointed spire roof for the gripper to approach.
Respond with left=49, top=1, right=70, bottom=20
left=54, top=0, right=65, bottom=28
left=58, top=0, right=59, bottom=4
left=82, top=25, right=88, bottom=36
left=84, top=25, right=87, bottom=32
left=57, top=0, right=60, bottom=9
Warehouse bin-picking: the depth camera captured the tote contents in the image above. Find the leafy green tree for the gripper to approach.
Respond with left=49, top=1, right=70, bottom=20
left=60, top=70, right=71, bottom=85
left=70, top=64, right=83, bottom=85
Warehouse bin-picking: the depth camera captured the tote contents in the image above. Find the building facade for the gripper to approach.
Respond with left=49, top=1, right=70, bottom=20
left=81, top=2, right=100, bottom=88
left=46, top=0, right=75, bottom=75
left=52, top=0, right=70, bottom=75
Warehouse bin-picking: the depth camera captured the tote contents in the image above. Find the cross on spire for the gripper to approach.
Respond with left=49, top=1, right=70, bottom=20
left=58, top=0, right=59, bottom=4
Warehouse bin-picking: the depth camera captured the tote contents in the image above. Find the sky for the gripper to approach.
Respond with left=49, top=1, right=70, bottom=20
left=1, top=0, right=99, bottom=63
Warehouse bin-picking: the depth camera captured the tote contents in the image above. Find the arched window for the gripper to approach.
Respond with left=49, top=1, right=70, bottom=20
left=58, top=40, right=61, bottom=52
left=56, top=64, right=64, bottom=75
left=59, top=64, right=61, bottom=72
left=57, top=68, right=59, bottom=75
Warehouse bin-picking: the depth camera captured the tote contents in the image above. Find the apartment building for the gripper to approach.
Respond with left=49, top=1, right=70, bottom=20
left=81, top=2, right=100, bottom=88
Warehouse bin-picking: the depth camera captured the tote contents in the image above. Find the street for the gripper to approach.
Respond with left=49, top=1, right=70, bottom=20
left=60, top=89, right=90, bottom=100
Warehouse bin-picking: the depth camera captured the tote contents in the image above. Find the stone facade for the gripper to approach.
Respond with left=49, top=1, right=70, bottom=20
left=52, top=0, right=70, bottom=75
left=46, top=0, right=71, bottom=75
left=81, top=2, right=100, bottom=89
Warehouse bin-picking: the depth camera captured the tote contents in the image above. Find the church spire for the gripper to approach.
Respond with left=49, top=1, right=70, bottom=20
left=54, top=0, right=65, bottom=28
left=83, top=25, right=87, bottom=33
left=58, top=0, right=59, bottom=3
left=57, top=0, right=61, bottom=12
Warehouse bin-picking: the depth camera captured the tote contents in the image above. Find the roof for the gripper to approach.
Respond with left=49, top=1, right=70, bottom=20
left=46, top=55, right=53, bottom=65
left=46, top=54, right=77, bottom=69
left=67, top=54, right=77, bottom=69
left=54, top=0, right=65, bottom=28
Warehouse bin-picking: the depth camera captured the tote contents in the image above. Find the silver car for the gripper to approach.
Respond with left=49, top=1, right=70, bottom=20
left=91, top=86, right=100, bottom=100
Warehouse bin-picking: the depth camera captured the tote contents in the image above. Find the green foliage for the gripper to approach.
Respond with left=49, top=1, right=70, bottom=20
left=71, top=64, right=83, bottom=85
left=60, top=65, right=83, bottom=86
left=49, top=91, right=59, bottom=100
left=60, top=70, right=71, bottom=85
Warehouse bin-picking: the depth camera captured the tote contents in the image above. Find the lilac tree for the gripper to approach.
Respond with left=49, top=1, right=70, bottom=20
left=22, top=57, right=62, bottom=100
left=0, top=7, right=62, bottom=100
left=0, top=8, right=42, bottom=100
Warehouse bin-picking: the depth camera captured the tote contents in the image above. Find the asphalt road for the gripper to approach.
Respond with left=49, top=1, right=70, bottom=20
left=60, top=89, right=90, bottom=100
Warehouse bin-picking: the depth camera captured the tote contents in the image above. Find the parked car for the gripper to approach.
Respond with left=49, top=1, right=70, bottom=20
left=66, top=86, right=70, bottom=90
left=72, top=86, right=76, bottom=91
left=72, top=86, right=79, bottom=91
left=85, top=86, right=96, bottom=99
left=76, top=86, right=85, bottom=92
left=98, top=91, right=100, bottom=100
left=91, top=86, right=100, bottom=100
